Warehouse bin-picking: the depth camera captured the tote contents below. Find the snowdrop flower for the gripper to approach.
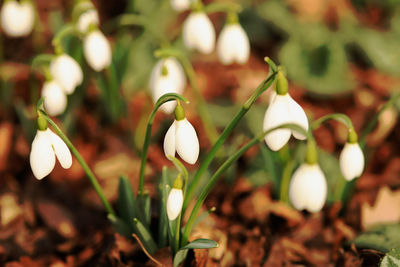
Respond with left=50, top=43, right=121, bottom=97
left=339, top=130, right=364, bottom=181
left=183, top=11, right=215, bottom=54
left=164, top=105, right=199, bottom=164
left=289, top=163, right=327, bottom=213
left=83, top=29, right=111, bottom=71
left=166, top=176, right=184, bottom=220
left=30, top=117, right=72, bottom=180
left=217, top=15, right=250, bottom=65
left=263, top=72, right=308, bottom=151
left=50, top=54, right=83, bottom=95
left=41, top=80, right=68, bottom=116
left=1, top=0, right=34, bottom=37
left=76, top=8, right=99, bottom=34
left=149, top=57, right=186, bottom=114
left=170, top=0, right=190, bottom=12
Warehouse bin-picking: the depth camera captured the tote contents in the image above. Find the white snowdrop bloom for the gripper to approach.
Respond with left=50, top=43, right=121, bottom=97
left=149, top=58, right=186, bottom=113
left=170, top=0, right=190, bottom=12
left=166, top=188, right=184, bottom=220
left=50, top=54, right=83, bottom=95
left=182, top=12, right=215, bottom=54
left=289, top=163, right=327, bottom=213
left=76, top=9, right=99, bottom=34
left=30, top=128, right=72, bottom=180
left=164, top=118, right=199, bottom=164
left=0, top=0, right=34, bottom=37
left=41, top=81, right=68, bottom=116
left=217, top=23, right=250, bottom=65
left=263, top=93, right=309, bottom=151
left=339, top=142, right=365, bottom=181
left=83, top=30, right=112, bottom=71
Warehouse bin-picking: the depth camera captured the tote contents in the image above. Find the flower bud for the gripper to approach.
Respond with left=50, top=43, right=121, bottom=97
left=166, top=188, right=183, bottom=220
left=1, top=0, right=34, bottom=37
left=339, top=142, right=364, bottom=181
left=76, top=8, right=99, bottom=34
left=217, top=23, right=250, bottom=65
left=41, top=81, right=68, bottom=116
left=183, top=12, right=215, bottom=54
left=50, top=54, right=83, bottom=95
left=83, top=29, right=112, bottom=71
left=289, top=163, right=327, bottom=213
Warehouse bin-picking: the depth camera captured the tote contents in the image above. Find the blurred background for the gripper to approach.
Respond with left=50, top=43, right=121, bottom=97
left=1, top=0, right=400, bottom=265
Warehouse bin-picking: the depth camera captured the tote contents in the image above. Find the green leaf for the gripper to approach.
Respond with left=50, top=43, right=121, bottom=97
left=108, top=214, right=132, bottom=238
left=173, top=249, right=188, bottom=267
left=136, top=193, right=151, bottom=228
left=158, top=167, right=169, bottom=247
left=179, top=239, right=218, bottom=250
left=353, top=224, right=400, bottom=253
left=117, top=176, right=136, bottom=228
left=380, top=248, right=400, bottom=267
left=133, top=218, right=158, bottom=254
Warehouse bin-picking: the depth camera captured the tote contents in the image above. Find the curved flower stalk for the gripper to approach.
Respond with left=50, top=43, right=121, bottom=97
left=0, top=0, right=34, bottom=37
left=30, top=115, right=72, bottom=180
left=41, top=80, right=68, bottom=116
left=217, top=13, right=250, bottom=65
left=50, top=54, right=83, bottom=95
left=339, top=129, right=365, bottom=181
left=164, top=104, right=200, bottom=164
left=263, top=71, right=309, bottom=151
left=289, top=140, right=327, bottom=213
left=183, top=11, right=215, bottom=54
left=170, top=0, right=190, bottom=12
left=149, top=57, right=186, bottom=114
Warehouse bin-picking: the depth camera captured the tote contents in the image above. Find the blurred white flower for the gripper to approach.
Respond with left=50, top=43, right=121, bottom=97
left=170, top=0, right=190, bottom=12
left=164, top=118, right=199, bottom=164
left=50, top=54, right=83, bottom=95
left=0, top=0, right=34, bottom=37
left=289, top=163, right=327, bottom=213
left=149, top=57, right=186, bottom=114
left=166, top=188, right=184, bottom=220
left=339, top=142, right=365, bottom=181
left=263, top=92, right=308, bottom=151
left=217, top=23, right=250, bottom=65
left=77, top=9, right=99, bottom=34
left=182, top=12, right=215, bottom=54
left=30, top=128, right=72, bottom=180
left=41, top=81, right=68, bottom=116
left=83, top=29, right=111, bottom=71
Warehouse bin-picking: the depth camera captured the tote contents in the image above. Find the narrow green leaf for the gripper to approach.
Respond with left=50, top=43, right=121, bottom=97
left=136, top=192, right=151, bottom=228
left=108, top=214, right=132, bottom=238
left=158, top=167, right=169, bottom=247
left=353, top=224, right=400, bottom=253
left=133, top=218, right=158, bottom=254
left=117, top=176, right=136, bottom=228
left=173, top=249, right=188, bottom=267
left=179, top=239, right=218, bottom=250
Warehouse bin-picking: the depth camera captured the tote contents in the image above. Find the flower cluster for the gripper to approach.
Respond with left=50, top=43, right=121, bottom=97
left=0, top=0, right=34, bottom=37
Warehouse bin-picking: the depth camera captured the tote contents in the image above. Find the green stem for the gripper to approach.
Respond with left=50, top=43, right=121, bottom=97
left=181, top=123, right=307, bottom=246
left=31, top=54, right=54, bottom=70
left=311, top=113, right=354, bottom=130
left=279, top=159, right=296, bottom=203
left=182, top=70, right=278, bottom=212
left=155, top=48, right=219, bottom=145
left=52, top=24, right=79, bottom=53
left=138, top=93, right=189, bottom=196
left=204, top=2, right=242, bottom=14
left=38, top=109, right=116, bottom=216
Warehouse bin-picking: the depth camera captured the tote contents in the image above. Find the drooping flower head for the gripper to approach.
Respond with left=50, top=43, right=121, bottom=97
left=339, top=128, right=365, bottom=181
left=217, top=13, right=250, bottom=65
left=50, top=54, right=83, bottom=95
left=83, top=27, right=112, bottom=71
left=41, top=80, right=68, bottom=116
left=163, top=104, right=200, bottom=164
left=30, top=115, right=72, bottom=180
left=183, top=10, right=215, bottom=54
left=166, top=175, right=184, bottom=220
left=263, top=71, right=309, bottom=151
left=170, top=0, right=190, bottom=12
left=149, top=57, right=186, bottom=114
left=1, top=0, right=34, bottom=37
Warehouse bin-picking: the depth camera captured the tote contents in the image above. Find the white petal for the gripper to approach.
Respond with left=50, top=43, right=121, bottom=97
left=217, top=24, right=250, bottom=65
left=175, top=119, right=199, bottom=164
left=263, top=94, right=292, bottom=151
left=30, top=130, right=56, bottom=180
left=339, top=143, right=365, bottom=181
left=170, top=0, right=190, bottom=11
left=84, top=30, right=112, bottom=71
left=164, top=121, right=176, bottom=158
left=76, top=9, right=99, bottom=34
left=287, top=94, right=309, bottom=140
left=50, top=54, right=83, bottom=95
left=47, top=129, right=72, bottom=169
left=0, top=1, right=34, bottom=37
left=289, top=163, right=327, bottom=213
left=41, top=81, right=68, bottom=116
left=183, top=12, right=215, bottom=54
left=166, top=188, right=183, bottom=220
